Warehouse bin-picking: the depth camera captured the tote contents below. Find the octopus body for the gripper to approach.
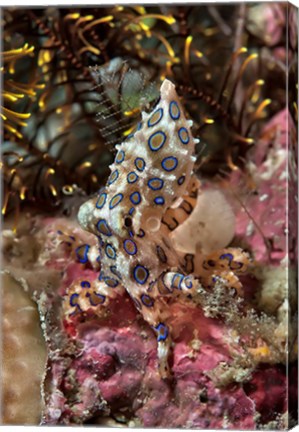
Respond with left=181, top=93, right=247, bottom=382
left=63, top=79, right=250, bottom=378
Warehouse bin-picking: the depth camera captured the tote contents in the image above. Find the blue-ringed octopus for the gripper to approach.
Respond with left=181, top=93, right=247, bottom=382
left=62, top=79, right=251, bottom=378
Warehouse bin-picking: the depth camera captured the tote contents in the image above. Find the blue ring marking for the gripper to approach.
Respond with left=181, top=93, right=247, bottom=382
left=169, top=101, right=180, bottom=120
left=98, top=271, right=105, bottom=281
left=69, top=235, right=76, bottom=241
left=148, top=130, right=167, bottom=152
left=130, top=191, right=141, bottom=205
left=129, top=207, right=135, bottom=215
left=172, top=273, right=184, bottom=290
left=127, top=122, right=143, bottom=140
left=96, top=192, right=107, bottom=209
left=105, top=243, right=116, bottom=260
left=96, top=219, right=112, bottom=236
left=75, top=244, right=90, bottom=263
left=178, top=175, right=185, bottom=185
left=133, top=264, right=149, bottom=285
left=110, top=265, right=122, bottom=280
left=161, top=156, right=178, bottom=172
left=184, top=276, right=193, bottom=289
left=109, top=193, right=124, bottom=209
left=115, top=150, right=125, bottom=164
left=98, top=236, right=105, bottom=247
left=57, top=230, right=63, bottom=235
left=123, top=239, right=137, bottom=255
left=148, top=177, right=164, bottom=191
left=219, top=253, right=234, bottom=263
left=70, top=293, right=80, bottom=307
left=86, top=292, right=106, bottom=306
left=148, top=107, right=163, bottom=127
left=127, top=171, right=139, bottom=184
left=137, top=229, right=145, bottom=238
left=104, top=277, right=119, bottom=288
left=158, top=272, right=172, bottom=295
left=154, top=323, right=169, bottom=341
left=81, top=280, right=91, bottom=288
left=107, top=169, right=119, bottom=185
left=129, top=230, right=134, bottom=238
left=178, top=127, right=190, bottom=144
left=154, top=196, right=165, bottom=205
left=134, top=158, right=146, bottom=172
left=141, top=294, right=155, bottom=308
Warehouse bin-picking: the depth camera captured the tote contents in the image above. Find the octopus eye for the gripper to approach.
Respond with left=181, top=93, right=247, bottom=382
left=124, top=216, right=132, bottom=228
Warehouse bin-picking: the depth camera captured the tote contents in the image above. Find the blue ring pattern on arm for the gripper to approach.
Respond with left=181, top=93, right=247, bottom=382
left=104, top=277, right=119, bottom=288
left=184, top=276, right=193, bottom=289
left=133, top=264, right=149, bottom=284
left=115, top=150, right=125, bottom=164
left=219, top=253, right=234, bottom=262
left=96, top=219, right=112, bottom=236
left=109, top=193, right=124, bottom=209
left=130, top=191, right=141, bottom=205
left=178, top=127, right=190, bottom=144
left=134, top=157, right=146, bottom=172
left=148, top=130, right=167, bottom=152
left=107, top=169, right=119, bottom=185
left=123, top=239, right=137, bottom=255
left=127, top=171, right=139, bottom=184
left=88, top=292, right=106, bottom=306
left=154, top=323, right=169, bottom=341
left=171, top=273, right=184, bottom=289
left=154, top=196, right=165, bottom=205
left=105, top=243, right=116, bottom=260
left=70, top=293, right=80, bottom=308
left=141, top=294, right=155, bottom=307
left=96, top=192, right=107, bottom=209
left=169, top=100, right=180, bottom=120
left=137, top=229, right=145, bottom=238
left=148, top=107, right=163, bottom=127
left=161, top=156, right=178, bottom=172
left=81, top=280, right=91, bottom=288
left=75, top=244, right=90, bottom=263
left=110, top=265, right=122, bottom=280
left=148, top=177, right=164, bottom=191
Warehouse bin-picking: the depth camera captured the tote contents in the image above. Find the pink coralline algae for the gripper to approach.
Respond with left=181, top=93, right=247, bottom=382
left=40, top=236, right=256, bottom=428
left=7, top=214, right=281, bottom=427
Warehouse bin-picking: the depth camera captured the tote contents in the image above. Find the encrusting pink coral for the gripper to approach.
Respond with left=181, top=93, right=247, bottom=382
left=1, top=204, right=292, bottom=427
